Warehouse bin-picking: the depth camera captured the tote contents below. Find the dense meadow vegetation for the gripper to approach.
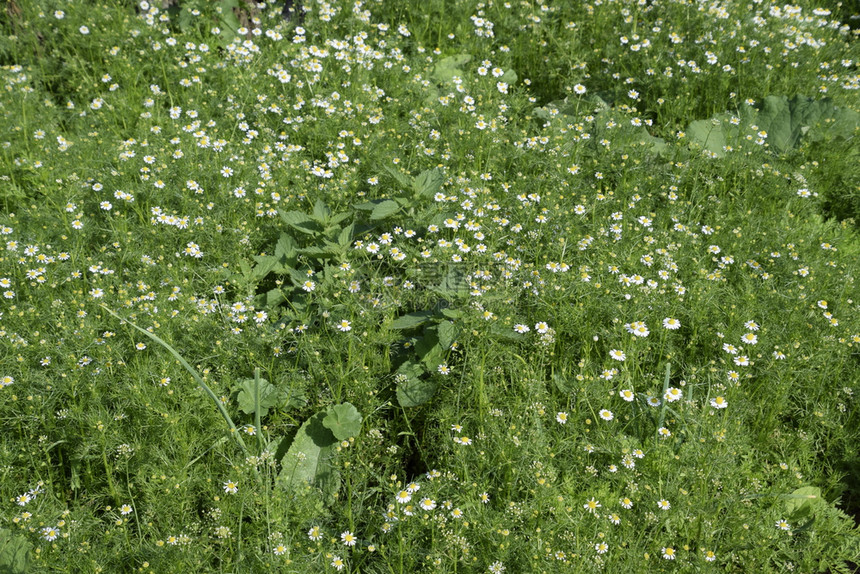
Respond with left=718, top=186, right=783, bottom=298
left=1, top=0, right=859, bottom=571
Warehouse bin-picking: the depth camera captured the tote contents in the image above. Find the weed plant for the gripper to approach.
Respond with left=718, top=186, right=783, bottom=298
left=0, top=0, right=859, bottom=572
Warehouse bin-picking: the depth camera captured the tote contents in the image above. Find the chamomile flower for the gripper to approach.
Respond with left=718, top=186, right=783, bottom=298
left=584, top=498, right=601, bottom=513
left=775, top=519, right=791, bottom=531
left=595, top=542, right=609, bottom=554
left=223, top=480, right=238, bottom=494
left=609, top=349, right=626, bottom=361
left=657, top=499, right=671, bottom=510
left=340, top=531, right=357, bottom=546
left=395, top=490, right=412, bottom=504
left=619, top=389, right=635, bottom=402
left=556, top=412, right=568, bottom=424
left=662, top=547, right=676, bottom=560
left=710, top=396, right=728, bottom=409
left=663, top=317, right=681, bottom=329
left=308, top=526, right=322, bottom=541
left=41, top=526, right=60, bottom=541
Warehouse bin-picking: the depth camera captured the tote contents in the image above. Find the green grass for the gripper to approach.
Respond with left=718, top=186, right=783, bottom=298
left=1, top=0, right=859, bottom=572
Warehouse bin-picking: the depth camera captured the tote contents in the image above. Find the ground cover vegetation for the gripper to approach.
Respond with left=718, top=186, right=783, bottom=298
left=0, top=0, right=859, bottom=571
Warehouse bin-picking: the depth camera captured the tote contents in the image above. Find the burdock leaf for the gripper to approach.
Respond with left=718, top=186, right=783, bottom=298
left=236, top=377, right=280, bottom=417
left=322, top=403, right=362, bottom=440
left=397, top=378, right=438, bottom=407
left=0, top=527, right=31, bottom=574
left=278, top=413, right=340, bottom=498
left=784, top=486, right=822, bottom=520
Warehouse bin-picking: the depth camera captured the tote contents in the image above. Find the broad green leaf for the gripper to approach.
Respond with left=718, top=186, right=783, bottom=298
left=353, top=200, right=379, bottom=211
left=0, top=527, right=31, bottom=574
left=396, top=372, right=438, bottom=407
left=784, top=486, right=822, bottom=520
left=552, top=373, right=573, bottom=393
left=177, top=5, right=195, bottom=32
left=278, top=412, right=340, bottom=498
left=415, top=327, right=444, bottom=369
left=328, top=211, right=351, bottom=226
left=275, top=233, right=297, bottom=260
left=312, top=199, right=331, bottom=222
left=390, top=310, right=434, bottom=330
left=440, top=308, right=463, bottom=319
left=218, top=0, right=241, bottom=43
left=686, top=95, right=859, bottom=157
left=279, top=210, right=322, bottom=234
left=813, top=105, right=860, bottom=141
left=251, top=255, right=279, bottom=279
left=432, top=54, right=471, bottom=84
left=383, top=166, right=414, bottom=189
left=299, top=244, right=341, bottom=259
left=413, top=168, right=444, bottom=198
left=533, top=95, right=608, bottom=121
left=438, top=320, right=456, bottom=350
left=396, top=360, right=425, bottom=379
left=397, top=378, right=438, bottom=407
left=337, top=223, right=354, bottom=247
left=288, top=267, right=310, bottom=286
left=236, top=377, right=280, bottom=417
left=757, top=95, right=800, bottom=153
left=323, top=403, right=362, bottom=440
left=281, top=384, right=308, bottom=410
left=500, top=69, right=517, bottom=85
left=633, top=128, right=668, bottom=155
left=370, top=199, right=401, bottom=220
left=688, top=118, right=729, bottom=157
left=263, top=288, right=286, bottom=308
left=432, top=267, right=469, bottom=297
left=489, top=323, right=525, bottom=341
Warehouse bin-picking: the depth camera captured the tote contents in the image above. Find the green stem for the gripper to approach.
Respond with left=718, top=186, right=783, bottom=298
left=101, top=439, right=119, bottom=504
left=254, top=368, right=263, bottom=453
left=656, top=363, right=671, bottom=439
left=100, top=306, right=261, bottom=483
